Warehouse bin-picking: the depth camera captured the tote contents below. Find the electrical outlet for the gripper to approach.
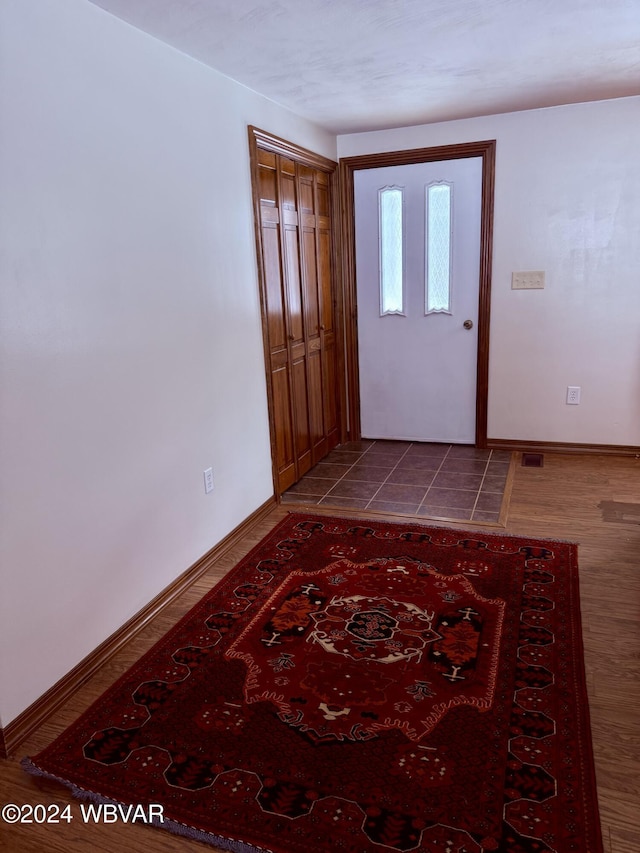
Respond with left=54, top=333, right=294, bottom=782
left=566, top=386, right=581, bottom=405
left=203, top=467, right=214, bottom=493
left=512, top=271, right=545, bottom=290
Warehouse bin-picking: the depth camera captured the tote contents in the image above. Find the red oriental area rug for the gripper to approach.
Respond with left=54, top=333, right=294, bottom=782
left=24, top=513, right=603, bottom=853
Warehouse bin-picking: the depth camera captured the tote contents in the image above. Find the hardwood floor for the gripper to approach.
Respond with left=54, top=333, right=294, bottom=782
left=1, top=452, right=638, bottom=852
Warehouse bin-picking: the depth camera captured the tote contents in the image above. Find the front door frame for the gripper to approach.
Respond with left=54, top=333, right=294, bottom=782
left=340, top=140, right=496, bottom=447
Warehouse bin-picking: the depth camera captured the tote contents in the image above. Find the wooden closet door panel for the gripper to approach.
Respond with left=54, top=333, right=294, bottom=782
left=307, top=344, right=326, bottom=461
left=318, top=225, right=338, bottom=447
left=262, top=221, right=295, bottom=486
left=279, top=159, right=304, bottom=345
left=299, top=167, right=328, bottom=462
left=317, top=171, right=330, bottom=214
left=250, top=128, right=343, bottom=495
left=259, top=150, right=278, bottom=202
left=279, top=158, right=311, bottom=473
left=322, top=331, right=339, bottom=446
left=260, top=227, right=295, bottom=487
left=317, top=223, right=333, bottom=335
left=301, top=227, right=320, bottom=338
left=271, top=359, right=296, bottom=491
left=302, top=220, right=326, bottom=457
left=299, top=167, right=320, bottom=339
left=258, top=155, right=287, bottom=349
left=257, top=149, right=297, bottom=490
left=261, top=219, right=286, bottom=349
left=291, top=348, right=312, bottom=475
left=283, top=226, right=304, bottom=342
left=316, top=171, right=339, bottom=449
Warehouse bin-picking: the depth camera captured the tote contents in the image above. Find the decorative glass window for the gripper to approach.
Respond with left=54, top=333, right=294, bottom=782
left=425, top=182, right=453, bottom=314
left=378, top=186, right=404, bottom=315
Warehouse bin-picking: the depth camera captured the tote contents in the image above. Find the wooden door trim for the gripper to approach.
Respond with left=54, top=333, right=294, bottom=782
left=248, top=127, right=346, bottom=496
left=250, top=127, right=338, bottom=173
left=340, top=140, right=496, bottom=448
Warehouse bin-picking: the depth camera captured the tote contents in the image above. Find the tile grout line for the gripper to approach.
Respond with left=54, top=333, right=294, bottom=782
left=363, top=442, right=415, bottom=510
left=415, top=445, right=452, bottom=514
left=320, top=444, right=373, bottom=504
left=470, top=449, right=493, bottom=520
left=291, top=445, right=370, bottom=505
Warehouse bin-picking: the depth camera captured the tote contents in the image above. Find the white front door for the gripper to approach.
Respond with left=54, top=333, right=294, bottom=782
left=354, top=157, right=482, bottom=443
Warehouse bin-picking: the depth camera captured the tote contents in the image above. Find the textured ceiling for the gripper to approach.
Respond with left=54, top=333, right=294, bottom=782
left=88, top=0, right=640, bottom=133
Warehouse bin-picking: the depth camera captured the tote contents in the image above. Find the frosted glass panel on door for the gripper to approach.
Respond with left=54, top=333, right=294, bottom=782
left=426, top=183, right=452, bottom=314
left=379, top=187, right=404, bottom=315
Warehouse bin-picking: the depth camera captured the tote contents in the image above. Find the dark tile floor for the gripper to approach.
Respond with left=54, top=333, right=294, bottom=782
left=282, top=440, right=514, bottom=524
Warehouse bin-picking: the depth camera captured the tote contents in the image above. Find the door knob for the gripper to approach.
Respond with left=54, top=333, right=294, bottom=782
left=463, top=319, right=473, bottom=330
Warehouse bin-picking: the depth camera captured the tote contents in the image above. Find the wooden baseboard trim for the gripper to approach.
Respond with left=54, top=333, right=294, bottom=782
left=0, top=496, right=277, bottom=759
left=487, top=438, right=640, bottom=457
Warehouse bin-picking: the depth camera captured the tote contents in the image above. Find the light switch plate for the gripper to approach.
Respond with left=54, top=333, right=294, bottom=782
left=512, top=271, right=545, bottom=290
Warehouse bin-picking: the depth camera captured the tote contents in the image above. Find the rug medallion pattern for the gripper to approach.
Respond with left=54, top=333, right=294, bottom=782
left=228, top=557, right=505, bottom=745
left=25, top=514, right=602, bottom=853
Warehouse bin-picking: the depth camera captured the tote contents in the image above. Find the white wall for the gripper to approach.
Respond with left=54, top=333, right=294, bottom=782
left=0, top=0, right=336, bottom=726
left=339, top=97, right=640, bottom=447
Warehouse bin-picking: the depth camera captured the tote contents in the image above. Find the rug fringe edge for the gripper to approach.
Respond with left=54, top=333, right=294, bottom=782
left=20, top=757, right=273, bottom=853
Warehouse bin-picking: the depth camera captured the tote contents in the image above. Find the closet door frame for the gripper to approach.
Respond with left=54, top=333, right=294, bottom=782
left=248, top=126, right=346, bottom=497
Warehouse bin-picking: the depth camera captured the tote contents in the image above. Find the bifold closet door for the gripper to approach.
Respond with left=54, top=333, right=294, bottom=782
left=256, top=147, right=340, bottom=493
